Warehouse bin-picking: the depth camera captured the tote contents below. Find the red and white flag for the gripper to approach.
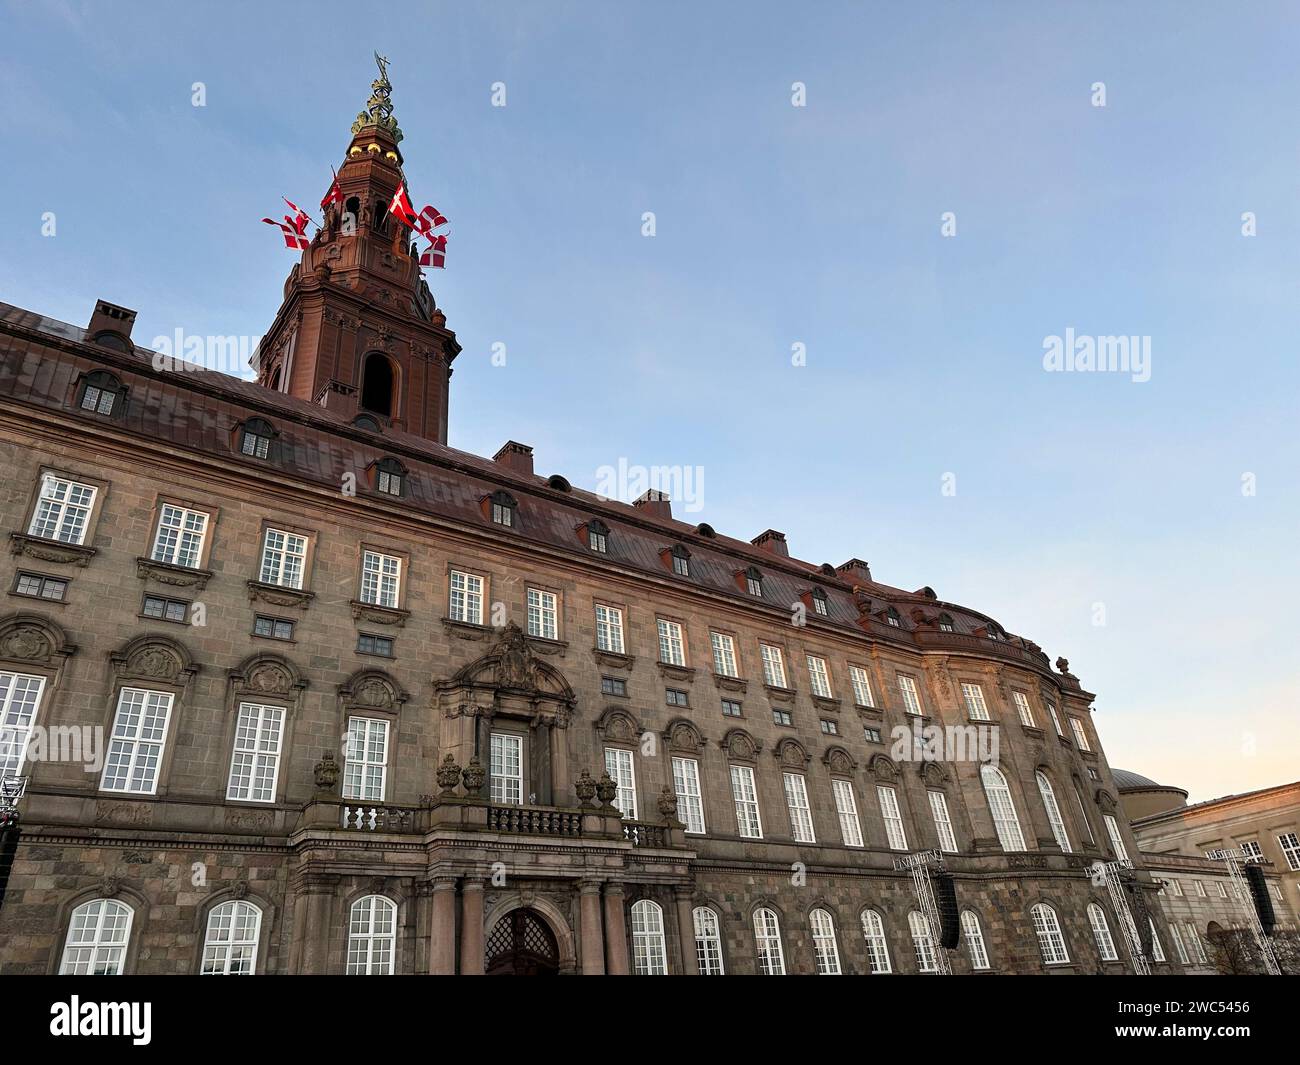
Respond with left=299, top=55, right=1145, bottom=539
left=414, top=204, right=448, bottom=234
left=261, top=216, right=310, bottom=250
left=282, top=198, right=310, bottom=234
left=388, top=183, right=419, bottom=228
left=419, top=233, right=447, bottom=269
left=320, top=170, right=344, bottom=210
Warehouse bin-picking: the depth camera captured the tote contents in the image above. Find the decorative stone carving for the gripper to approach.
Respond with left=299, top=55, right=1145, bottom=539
left=0, top=625, right=49, bottom=661
left=99, top=876, right=121, bottom=898
left=313, top=752, right=339, bottom=794
left=656, top=786, right=679, bottom=823
left=94, top=801, right=153, bottom=827
left=135, top=557, right=211, bottom=590
left=775, top=737, right=809, bottom=768
left=665, top=719, right=705, bottom=753
left=9, top=532, right=96, bottom=567
left=867, top=753, right=898, bottom=780
left=437, top=753, right=461, bottom=794
left=246, top=580, right=315, bottom=610
left=462, top=756, right=486, bottom=792
left=822, top=746, right=856, bottom=776
left=595, top=771, right=618, bottom=808
left=246, top=661, right=292, bottom=695
left=231, top=881, right=249, bottom=901
left=493, top=622, right=534, bottom=689
left=575, top=770, right=597, bottom=807
left=722, top=728, right=761, bottom=763
left=600, top=709, right=638, bottom=743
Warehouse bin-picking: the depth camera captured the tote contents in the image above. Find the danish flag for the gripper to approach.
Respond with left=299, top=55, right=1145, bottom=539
left=261, top=215, right=310, bottom=250
left=414, top=204, right=448, bottom=234
left=320, top=170, right=344, bottom=210
left=419, top=233, right=447, bottom=269
left=388, top=183, right=419, bottom=228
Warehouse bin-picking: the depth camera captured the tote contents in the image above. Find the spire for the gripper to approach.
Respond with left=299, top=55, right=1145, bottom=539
left=351, top=51, right=403, bottom=144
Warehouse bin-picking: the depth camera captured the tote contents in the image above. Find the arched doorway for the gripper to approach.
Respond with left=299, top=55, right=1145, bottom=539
left=360, top=351, right=395, bottom=418
left=485, top=908, right=560, bottom=975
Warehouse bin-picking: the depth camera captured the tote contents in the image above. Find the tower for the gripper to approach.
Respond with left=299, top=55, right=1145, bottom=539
left=253, top=55, right=460, bottom=443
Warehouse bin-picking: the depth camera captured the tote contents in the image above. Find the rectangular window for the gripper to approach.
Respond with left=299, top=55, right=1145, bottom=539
left=151, top=504, right=209, bottom=569
left=1104, top=814, right=1129, bottom=862
left=760, top=644, right=787, bottom=688
left=746, top=574, right=762, bottom=596
left=603, top=747, right=637, bottom=819
left=819, top=718, right=838, bottom=735
left=1046, top=701, right=1064, bottom=736
left=588, top=527, right=607, bottom=553
left=526, top=588, right=558, bottom=640
left=13, top=572, right=68, bottom=601
left=1072, top=782, right=1095, bottom=844
left=449, top=570, right=484, bottom=625
left=490, top=732, right=523, bottom=805
left=0, top=671, right=46, bottom=780
left=1278, top=832, right=1300, bottom=871
left=259, top=528, right=307, bottom=589
left=28, top=476, right=96, bottom=545
left=863, top=725, right=882, bottom=743
left=672, top=553, right=689, bottom=577
left=666, top=688, right=689, bottom=707
left=226, top=702, right=285, bottom=803
left=1170, top=879, right=1183, bottom=897
left=600, top=676, right=627, bottom=697
left=1169, top=924, right=1190, bottom=965
left=928, top=790, right=958, bottom=852
left=360, top=551, right=402, bottom=608
left=783, top=772, right=815, bottom=843
left=710, top=632, right=738, bottom=677
left=806, top=655, right=833, bottom=698
left=671, top=756, right=706, bottom=835
left=1185, top=922, right=1208, bottom=964
left=657, top=619, right=685, bottom=666
left=877, top=785, right=908, bottom=850
left=253, top=615, right=294, bottom=640
left=721, top=699, right=743, bottom=718
left=730, top=765, right=762, bottom=838
left=1217, top=881, right=1228, bottom=898
left=849, top=665, right=874, bottom=707
left=1069, top=716, right=1091, bottom=751
left=101, top=688, right=173, bottom=794
left=141, top=594, right=188, bottom=623
left=342, top=716, right=389, bottom=802
left=772, top=708, right=792, bottom=726
left=831, top=779, right=864, bottom=847
left=1241, top=840, right=1264, bottom=862
left=356, top=633, right=394, bottom=657
left=1012, top=691, right=1035, bottom=727
left=595, top=604, right=625, bottom=653
left=897, top=674, right=922, bottom=715
left=960, top=683, right=989, bottom=721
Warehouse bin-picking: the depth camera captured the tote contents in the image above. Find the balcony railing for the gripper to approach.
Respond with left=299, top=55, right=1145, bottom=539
left=486, top=804, right=585, bottom=837
left=622, top=821, right=668, bottom=848
left=342, top=805, right=420, bottom=832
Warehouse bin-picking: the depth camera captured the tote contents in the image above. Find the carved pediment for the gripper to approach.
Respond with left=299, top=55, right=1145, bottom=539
left=0, top=613, right=75, bottom=666
left=595, top=707, right=641, bottom=743
left=449, top=622, right=575, bottom=702
left=822, top=745, right=857, bottom=776
left=664, top=718, right=706, bottom=753
left=867, top=753, right=899, bottom=780
left=110, top=634, right=196, bottom=685
left=774, top=737, right=810, bottom=769
left=230, top=653, right=306, bottom=698
left=920, top=760, right=949, bottom=786
left=341, top=669, right=408, bottom=711
left=720, top=728, right=761, bottom=764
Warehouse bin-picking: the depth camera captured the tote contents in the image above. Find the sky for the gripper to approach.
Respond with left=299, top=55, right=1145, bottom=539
left=2, top=0, right=1298, bottom=802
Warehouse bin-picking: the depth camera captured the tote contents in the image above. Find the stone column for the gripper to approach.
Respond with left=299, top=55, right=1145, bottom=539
left=579, top=880, right=606, bottom=975
left=550, top=710, right=572, bottom=803
left=674, top=886, right=700, bottom=975
left=459, top=879, right=486, bottom=975
left=603, top=882, right=630, bottom=975
left=288, top=873, right=339, bottom=974
left=430, top=877, right=458, bottom=975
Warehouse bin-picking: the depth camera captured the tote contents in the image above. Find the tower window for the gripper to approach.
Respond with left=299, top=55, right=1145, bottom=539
left=78, top=371, right=123, bottom=416
left=490, top=491, right=516, bottom=528
left=239, top=418, right=276, bottom=460
left=360, top=352, right=395, bottom=418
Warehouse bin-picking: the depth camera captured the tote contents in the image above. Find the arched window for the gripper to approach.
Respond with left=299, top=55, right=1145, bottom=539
left=630, top=900, right=668, bottom=975
left=860, top=909, right=892, bottom=973
left=811, top=587, right=828, bottom=616
left=980, top=764, right=1026, bottom=851
left=201, top=900, right=263, bottom=975
left=373, top=198, right=390, bottom=234
left=1087, top=902, right=1118, bottom=961
left=346, top=895, right=396, bottom=974
left=753, top=907, right=785, bottom=974
left=78, top=371, right=123, bottom=416
left=693, top=906, right=724, bottom=975
left=360, top=352, right=395, bottom=417
left=239, top=417, right=276, bottom=460
left=374, top=457, right=405, bottom=497
left=91, top=331, right=130, bottom=352
left=1036, top=771, right=1072, bottom=853
left=670, top=544, right=690, bottom=577
left=587, top=519, right=609, bottom=553
left=745, top=567, right=763, bottom=597
left=938, top=613, right=955, bottom=633
left=268, top=366, right=282, bottom=391
left=59, top=898, right=133, bottom=975
left=961, top=911, right=990, bottom=970
left=908, top=910, right=938, bottom=973
left=809, top=908, right=841, bottom=975
left=1031, top=903, right=1069, bottom=965
left=885, top=606, right=901, bottom=627
left=489, top=491, right=516, bottom=528
left=353, top=414, right=382, bottom=433
left=344, top=196, right=361, bottom=230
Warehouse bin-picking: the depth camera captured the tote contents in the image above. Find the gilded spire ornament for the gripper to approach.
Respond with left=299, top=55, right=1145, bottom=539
left=352, top=51, right=403, bottom=143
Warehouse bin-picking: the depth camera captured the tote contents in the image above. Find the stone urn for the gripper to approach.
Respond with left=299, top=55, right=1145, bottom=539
left=462, top=756, right=486, bottom=794
left=313, top=751, right=339, bottom=795
left=657, top=786, right=679, bottom=823
left=595, top=771, right=618, bottom=809
left=575, top=770, right=597, bottom=808
left=436, top=753, right=461, bottom=795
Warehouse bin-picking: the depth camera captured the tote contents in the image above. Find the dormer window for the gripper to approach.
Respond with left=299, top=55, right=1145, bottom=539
left=938, top=613, right=955, bottom=633
left=374, top=457, right=405, bottom=497
left=90, top=331, right=130, bottom=353
left=671, top=545, right=691, bottom=577
left=886, top=606, right=901, bottom=628
left=78, top=371, right=123, bottom=416
left=588, top=519, right=609, bottom=553
left=490, top=491, right=516, bottom=528
left=745, top=567, right=764, bottom=597
left=987, top=624, right=1002, bottom=641
left=239, top=418, right=276, bottom=460
left=811, top=587, right=829, bottom=616
left=354, top=414, right=382, bottom=433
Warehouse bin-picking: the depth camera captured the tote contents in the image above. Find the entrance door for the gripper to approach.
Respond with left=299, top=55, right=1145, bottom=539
left=484, top=908, right=559, bottom=975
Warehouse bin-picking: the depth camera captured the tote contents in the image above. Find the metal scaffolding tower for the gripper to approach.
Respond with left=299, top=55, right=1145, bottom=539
left=1207, top=847, right=1281, bottom=975
left=1094, top=858, right=1151, bottom=976
left=895, top=849, right=951, bottom=975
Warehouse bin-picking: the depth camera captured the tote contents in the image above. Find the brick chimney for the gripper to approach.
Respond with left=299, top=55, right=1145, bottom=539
left=751, top=529, right=789, bottom=557
left=633, top=489, right=672, bottom=520
left=836, top=558, right=872, bottom=583
left=493, top=441, right=534, bottom=477
left=87, top=299, right=137, bottom=346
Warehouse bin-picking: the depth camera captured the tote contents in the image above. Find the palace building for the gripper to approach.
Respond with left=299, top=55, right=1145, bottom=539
left=0, top=65, right=1183, bottom=976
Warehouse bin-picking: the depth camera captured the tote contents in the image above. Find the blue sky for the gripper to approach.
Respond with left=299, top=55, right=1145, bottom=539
left=3, top=0, right=1298, bottom=800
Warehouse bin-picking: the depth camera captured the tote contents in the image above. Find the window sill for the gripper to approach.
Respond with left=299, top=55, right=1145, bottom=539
left=246, top=580, right=314, bottom=610
left=441, top=617, right=492, bottom=641
left=9, top=532, right=97, bottom=567
left=592, top=647, right=635, bottom=670
left=136, top=556, right=213, bottom=591
left=9, top=590, right=68, bottom=606
left=350, top=599, right=411, bottom=627
left=713, top=673, right=747, bottom=694
left=765, top=684, right=797, bottom=702
left=525, top=634, right=568, bottom=658
left=812, top=694, right=841, bottom=712
left=656, top=660, right=696, bottom=683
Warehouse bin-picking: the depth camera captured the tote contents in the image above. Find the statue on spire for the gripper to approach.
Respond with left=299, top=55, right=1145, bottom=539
left=352, top=51, right=403, bottom=143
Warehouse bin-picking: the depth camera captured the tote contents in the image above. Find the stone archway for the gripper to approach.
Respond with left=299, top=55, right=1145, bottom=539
left=481, top=892, right=578, bottom=975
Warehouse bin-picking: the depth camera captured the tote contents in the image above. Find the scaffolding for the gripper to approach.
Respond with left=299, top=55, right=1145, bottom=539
left=1093, top=858, right=1151, bottom=975
left=0, top=775, right=25, bottom=828
left=1206, top=847, right=1281, bottom=975
left=894, top=849, right=951, bottom=975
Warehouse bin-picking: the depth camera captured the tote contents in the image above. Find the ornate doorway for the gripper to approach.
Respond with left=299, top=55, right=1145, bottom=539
left=485, top=908, right=560, bottom=975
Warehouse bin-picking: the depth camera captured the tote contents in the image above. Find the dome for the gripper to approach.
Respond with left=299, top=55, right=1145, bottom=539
left=1113, top=768, right=1161, bottom=791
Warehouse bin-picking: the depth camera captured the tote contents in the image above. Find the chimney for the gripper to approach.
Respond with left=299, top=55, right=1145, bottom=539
left=836, top=558, right=872, bottom=583
left=751, top=529, right=789, bottom=557
left=633, top=489, right=672, bottom=520
left=87, top=299, right=137, bottom=347
left=493, top=440, right=534, bottom=477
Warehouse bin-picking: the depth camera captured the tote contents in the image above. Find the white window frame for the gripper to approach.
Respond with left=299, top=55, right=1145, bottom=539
left=960, top=682, right=990, bottom=721
left=1069, top=716, right=1091, bottom=751
left=100, top=687, right=174, bottom=795
left=810, top=908, right=842, bottom=975
left=981, top=764, right=1026, bottom=851
left=1184, top=922, right=1208, bottom=964
left=1168, top=922, right=1190, bottom=964
left=730, top=764, right=763, bottom=839
left=631, top=899, right=668, bottom=975
left=59, top=898, right=133, bottom=975
left=360, top=550, right=402, bottom=608
left=1012, top=690, right=1035, bottom=727
left=657, top=619, right=686, bottom=667
left=151, top=503, right=209, bottom=569
left=1072, top=781, right=1096, bottom=845
left=671, top=756, right=706, bottom=835
left=693, top=906, right=725, bottom=974
left=1036, top=771, right=1072, bottom=853
left=962, top=910, right=990, bottom=970
left=928, top=790, right=958, bottom=853
left=1088, top=902, right=1118, bottom=961
left=909, top=910, right=938, bottom=973
left=1031, top=903, right=1069, bottom=965
left=201, top=900, right=263, bottom=975
left=783, top=772, right=815, bottom=843
left=0, top=671, right=46, bottom=780
left=760, top=644, right=787, bottom=688
left=604, top=746, right=638, bottom=820
left=849, top=665, right=874, bottom=707
left=490, top=731, right=524, bottom=805
left=448, top=569, right=485, bottom=625
left=342, top=716, right=389, bottom=802
left=710, top=632, right=739, bottom=677
left=259, top=527, right=307, bottom=589
left=1046, top=700, right=1064, bottom=736
left=526, top=587, right=558, bottom=640
left=877, top=784, right=908, bottom=851
left=1279, top=832, right=1300, bottom=871
left=1149, top=920, right=1165, bottom=962
left=29, top=475, right=97, bottom=545
left=897, top=673, right=922, bottom=715
left=806, top=655, right=832, bottom=699
left=831, top=779, right=864, bottom=848
left=753, top=907, right=785, bottom=975
left=226, top=702, right=285, bottom=803
left=594, top=604, right=624, bottom=654
left=861, top=909, right=892, bottom=973
left=347, top=895, right=396, bottom=975
left=1104, top=813, right=1129, bottom=862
